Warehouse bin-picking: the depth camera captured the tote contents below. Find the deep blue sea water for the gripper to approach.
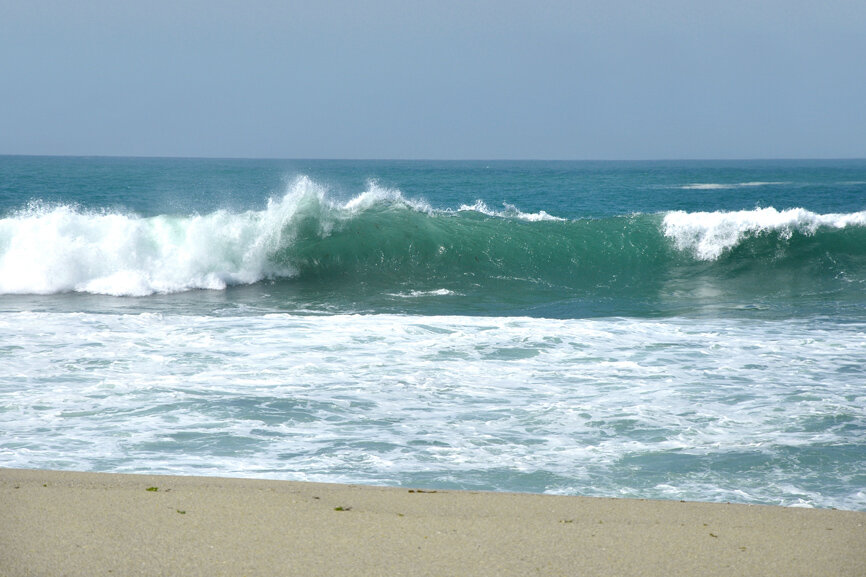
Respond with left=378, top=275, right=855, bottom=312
left=1, top=156, right=865, bottom=509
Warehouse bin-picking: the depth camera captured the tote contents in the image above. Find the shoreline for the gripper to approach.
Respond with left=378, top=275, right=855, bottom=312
left=2, top=468, right=864, bottom=576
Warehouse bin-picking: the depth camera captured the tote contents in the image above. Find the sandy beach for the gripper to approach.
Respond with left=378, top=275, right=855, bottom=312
left=1, top=468, right=864, bottom=576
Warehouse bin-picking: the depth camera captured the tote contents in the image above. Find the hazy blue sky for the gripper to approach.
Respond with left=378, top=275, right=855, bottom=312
left=1, top=1, right=864, bottom=159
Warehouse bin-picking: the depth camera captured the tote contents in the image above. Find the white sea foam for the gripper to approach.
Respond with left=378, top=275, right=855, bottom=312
left=1, top=311, right=864, bottom=509
left=663, top=207, right=866, bottom=260
left=0, top=195, right=290, bottom=296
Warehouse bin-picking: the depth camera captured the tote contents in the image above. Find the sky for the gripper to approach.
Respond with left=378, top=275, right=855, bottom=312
left=1, top=1, right=864, bottom=160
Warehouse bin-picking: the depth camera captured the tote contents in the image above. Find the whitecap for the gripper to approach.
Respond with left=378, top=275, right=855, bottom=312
left=662, top=206, right=866, bottom=260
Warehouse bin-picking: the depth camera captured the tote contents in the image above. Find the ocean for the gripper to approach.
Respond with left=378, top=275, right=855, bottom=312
left=1, top=156, right=864, bottom=510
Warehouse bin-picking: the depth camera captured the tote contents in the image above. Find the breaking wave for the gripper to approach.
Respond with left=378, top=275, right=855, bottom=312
left=1, top=176, right=865, bottom=299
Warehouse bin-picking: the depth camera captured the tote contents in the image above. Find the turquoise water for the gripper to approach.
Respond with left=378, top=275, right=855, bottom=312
left=1, top=156, right=865, bottom=509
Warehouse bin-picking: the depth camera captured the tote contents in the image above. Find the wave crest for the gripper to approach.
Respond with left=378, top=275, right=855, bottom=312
left=0, top=177, right=337, bottom=296
left=0, top=176, right=485, bottom=296
left=3, top=176, right=866, bottom=300
left=663, top=207, right=866, bottom=260
left=458, top=200, right=566, bottom=221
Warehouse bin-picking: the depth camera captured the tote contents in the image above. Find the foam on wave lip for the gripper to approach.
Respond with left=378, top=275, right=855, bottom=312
left=0, top=202, right=286, bottom=296
left=343, top=180, right=434, bottom=214
left=663, top=207, right=866, bottom=260
left=458, top=200, right=566, bottom=221
left=0, top=178, right=328, bottom=296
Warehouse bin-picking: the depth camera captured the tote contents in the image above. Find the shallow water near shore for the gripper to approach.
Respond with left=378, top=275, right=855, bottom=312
left=1, top=157, right=865, bottom=509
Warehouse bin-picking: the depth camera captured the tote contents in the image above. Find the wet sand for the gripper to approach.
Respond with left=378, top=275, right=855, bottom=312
left=2, top=468, right=864, bottom=576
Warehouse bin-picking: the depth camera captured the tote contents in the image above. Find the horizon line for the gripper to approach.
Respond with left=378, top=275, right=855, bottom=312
left=2, top=153, right=866, bottom=163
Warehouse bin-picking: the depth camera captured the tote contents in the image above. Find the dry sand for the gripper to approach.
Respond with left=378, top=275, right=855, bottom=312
left=1, top=468, right=864, bottom=576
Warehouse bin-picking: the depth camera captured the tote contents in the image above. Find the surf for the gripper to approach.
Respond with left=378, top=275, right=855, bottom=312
left=1, top=176, right=865, bottom=309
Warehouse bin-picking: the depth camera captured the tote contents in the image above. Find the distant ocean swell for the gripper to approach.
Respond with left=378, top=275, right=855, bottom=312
left=1, top=176, right=864, bottom=298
